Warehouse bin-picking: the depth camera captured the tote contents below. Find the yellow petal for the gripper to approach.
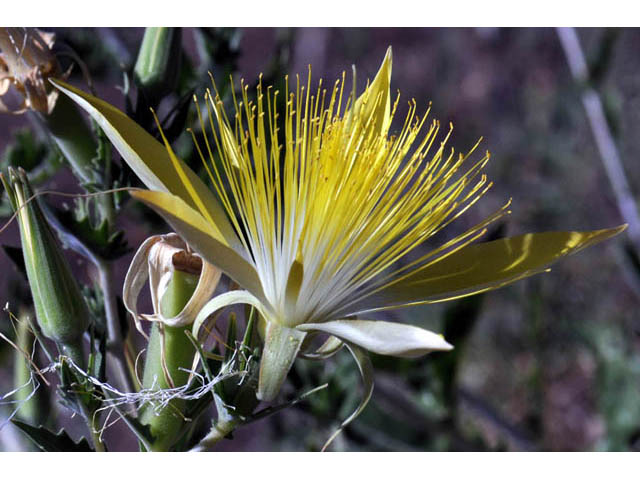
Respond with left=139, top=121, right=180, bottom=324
left=352, top=46, right=393, bottom=137
left=350, top=225, right=627, bottom=314
left=130, top=189, right=267, bottom=305
left=51, top=79, right=242, bottom=252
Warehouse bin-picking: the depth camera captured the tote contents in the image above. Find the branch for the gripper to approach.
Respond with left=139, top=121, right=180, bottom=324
left=556, top=27, right=640, bottom=250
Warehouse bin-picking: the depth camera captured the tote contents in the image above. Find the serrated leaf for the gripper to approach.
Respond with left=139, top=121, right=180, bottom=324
left=11, top=420, right=93, bottom=452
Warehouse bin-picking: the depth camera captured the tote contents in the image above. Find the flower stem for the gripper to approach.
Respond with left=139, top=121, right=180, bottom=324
left=13, top=310, right=41, bottom=426
left=96, top=259, right=136, bottom=394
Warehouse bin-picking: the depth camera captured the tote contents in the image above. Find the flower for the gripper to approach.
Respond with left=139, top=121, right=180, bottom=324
left=53, top=48, right=625, bottom=405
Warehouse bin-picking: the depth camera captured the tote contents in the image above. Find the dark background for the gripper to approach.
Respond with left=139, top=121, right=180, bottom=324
left=1, top=28, right=639, bottom=451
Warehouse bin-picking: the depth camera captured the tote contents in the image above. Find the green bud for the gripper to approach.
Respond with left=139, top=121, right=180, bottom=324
left=2, top=168, right=89, bottom=360
left=139, top=271, right=199, bottom=451
left=134, top=28, right=182, bottom=102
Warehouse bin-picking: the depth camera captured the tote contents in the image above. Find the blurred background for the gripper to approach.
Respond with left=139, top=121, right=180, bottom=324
left=0, top=27, right=639, bottom=451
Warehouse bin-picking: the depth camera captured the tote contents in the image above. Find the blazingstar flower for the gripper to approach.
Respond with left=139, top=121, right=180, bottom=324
left=54, top=48, right=625, bottom=405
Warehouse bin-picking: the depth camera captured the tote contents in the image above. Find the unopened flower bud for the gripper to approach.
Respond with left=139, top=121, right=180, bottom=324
left=133, top=28, right=181, bottom=103
left=1, top=168, right=89, bottom=358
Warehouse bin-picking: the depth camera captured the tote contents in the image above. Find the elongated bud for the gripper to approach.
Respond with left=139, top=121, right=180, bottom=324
left=134, top=28, right=182, bottom=102
left=1, top=168, right=89, bottom=360
left=123, top=233, right=220, bottom=451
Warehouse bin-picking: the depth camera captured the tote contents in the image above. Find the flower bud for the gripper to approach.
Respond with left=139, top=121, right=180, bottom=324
left=133, top=28, right=182, bottom=103
left=1, top=168, right=89, bottom=356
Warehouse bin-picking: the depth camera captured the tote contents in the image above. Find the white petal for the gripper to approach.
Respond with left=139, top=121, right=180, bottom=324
left=297, top=319, right=453, bottom=358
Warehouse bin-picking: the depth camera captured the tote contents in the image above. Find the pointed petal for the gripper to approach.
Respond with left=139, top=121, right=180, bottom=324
left=131, top=189, right=267, bottom=305
left=351, top=226, right=627, bottom=314
left=51, top=79, right=242, bottom=251
left=321, top=343, right=373, bottom=451
left=352, top=46, right=392, bottom=137
left=298, top=319, right=452, bottom=357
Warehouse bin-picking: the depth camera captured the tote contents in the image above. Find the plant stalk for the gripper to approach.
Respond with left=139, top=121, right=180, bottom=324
left=96, top=259, right=135, bottom=394
left=189, top=417, right=238, bottom=452
left=12, top=310, right=41, bottom=426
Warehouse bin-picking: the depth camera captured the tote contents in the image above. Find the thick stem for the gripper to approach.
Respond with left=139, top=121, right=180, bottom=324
left=60, top=341, right=86, bottom=370
left=13, top=311, right=41, bottom=426
left=139, top=270, right=199, bottom=451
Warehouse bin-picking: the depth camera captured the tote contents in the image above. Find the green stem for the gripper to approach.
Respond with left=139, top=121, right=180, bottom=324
left=13, top=310, right=41, bottom=426
left=97, top=259, right=135, bottom=393
left=134, top=27, right=181, bottom=102
left=78, top=401, right=106, bottom=452
left=60, top=341, right=86, bottom=370
left=190, top=417, right=238, bottom=452
left=139, top=270, right=199, bottom=451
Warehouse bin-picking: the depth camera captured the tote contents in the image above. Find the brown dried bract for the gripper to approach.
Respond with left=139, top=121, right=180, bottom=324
left=0, top=27, right=65, bottom=115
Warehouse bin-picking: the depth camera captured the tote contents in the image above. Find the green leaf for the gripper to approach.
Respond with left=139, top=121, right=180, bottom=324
left=350, top=226, right=627, bottom=315
left=11, top=420, right=93, bottom=452
left=298, top=319, right=452, bottom=358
